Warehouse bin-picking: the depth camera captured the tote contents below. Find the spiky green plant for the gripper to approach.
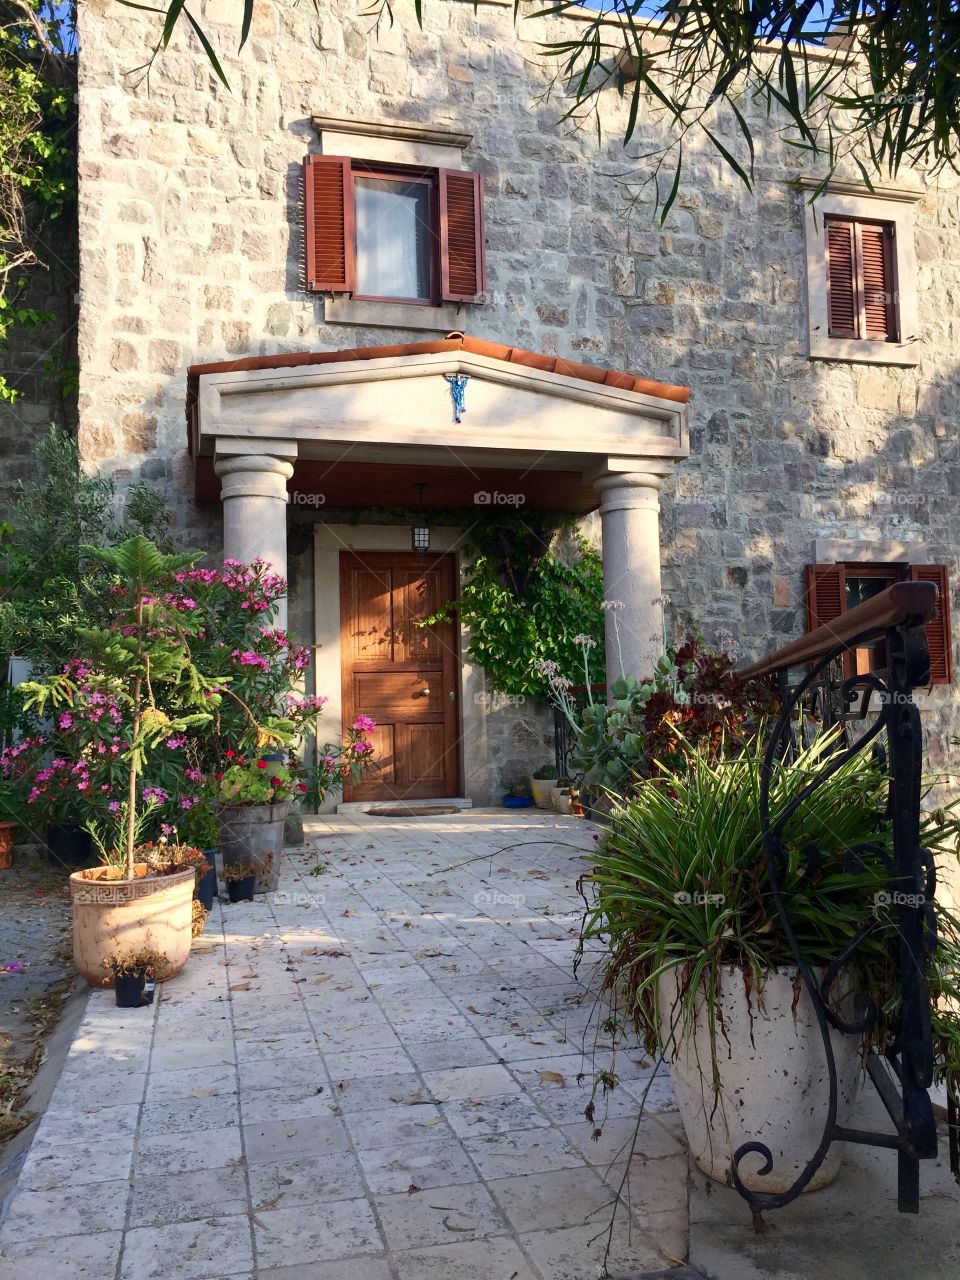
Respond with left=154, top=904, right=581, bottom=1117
left=580, top=730, right=960, bottom=1093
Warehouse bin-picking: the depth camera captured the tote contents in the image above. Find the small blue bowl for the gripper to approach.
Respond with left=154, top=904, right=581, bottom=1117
left=502, top=795, right=534, bottom=808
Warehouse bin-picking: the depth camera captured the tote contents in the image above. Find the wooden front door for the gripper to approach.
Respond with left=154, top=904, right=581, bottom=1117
left=340, top=552, right=460, bottom=801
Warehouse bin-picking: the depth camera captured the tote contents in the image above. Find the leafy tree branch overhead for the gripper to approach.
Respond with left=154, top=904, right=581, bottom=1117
left=114, top=0, right=959, bottom=211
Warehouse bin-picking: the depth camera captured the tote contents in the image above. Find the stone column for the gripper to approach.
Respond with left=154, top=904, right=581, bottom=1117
left=593, top=463, right=673, bottom=687
left=215, top=444, right=296, bottom=627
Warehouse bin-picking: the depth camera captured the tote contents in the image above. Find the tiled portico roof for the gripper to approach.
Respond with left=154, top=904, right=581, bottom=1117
left=186, top=333, right=690, bottom=450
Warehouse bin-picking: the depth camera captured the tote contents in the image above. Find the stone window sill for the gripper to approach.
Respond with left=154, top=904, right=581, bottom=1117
left=324, top=298, right=467, bottom=332
left=808, top=335, right=920, bottom=367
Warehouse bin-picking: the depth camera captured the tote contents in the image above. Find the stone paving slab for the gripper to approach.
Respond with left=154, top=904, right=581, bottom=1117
left=688, top=1089, right=960, bottom=1280
left=0, top=810, right=687, bottom=1279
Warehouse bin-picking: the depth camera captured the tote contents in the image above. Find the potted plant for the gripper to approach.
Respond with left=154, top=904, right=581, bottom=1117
left=102, top=947, right=167, bottom=1008
left=552, top=777, right=574, bottom=814
left=530, top=764, right=559, bottom=809
left=581, top=731, right=960, bottom=1195
left=18, top=536, right=218, bottom=987
left=0, top=819, right=14, bottom=870
left=216, top=755, right=298, bottom=894
left=223, top=861, right=257, bottom=903
left=502, top=779, right=534, bottom=808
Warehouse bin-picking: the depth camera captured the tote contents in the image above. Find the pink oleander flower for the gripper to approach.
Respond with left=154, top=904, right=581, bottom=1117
left=58, top=712, right=74, bottom=730
left=352, top=715, right=376, bottom=734
left=108, top=801, right=121, bottom=812
left=143, top=786, right=169, bottom=805
left=352, top=740, right=373, bottom=756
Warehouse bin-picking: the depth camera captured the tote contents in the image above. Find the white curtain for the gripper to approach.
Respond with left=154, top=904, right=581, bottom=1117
left=355, top=178, right=430, bottom=300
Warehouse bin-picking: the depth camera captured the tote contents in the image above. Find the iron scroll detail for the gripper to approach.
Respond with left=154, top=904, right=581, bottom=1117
left=732, top=619, right=939, bottom=1227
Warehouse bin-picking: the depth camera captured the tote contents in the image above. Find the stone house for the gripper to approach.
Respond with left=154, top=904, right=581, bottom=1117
left=47, top=0, right=960, bottom=805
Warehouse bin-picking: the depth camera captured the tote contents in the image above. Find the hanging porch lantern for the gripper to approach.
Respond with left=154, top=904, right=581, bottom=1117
left=411, top=483, right=430, bottom=553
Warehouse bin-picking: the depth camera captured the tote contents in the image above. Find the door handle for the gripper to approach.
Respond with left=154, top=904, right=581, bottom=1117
left=420, top=686, right=430, bottom=697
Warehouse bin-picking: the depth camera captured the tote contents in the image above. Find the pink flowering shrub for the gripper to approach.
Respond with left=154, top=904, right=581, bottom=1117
left=2, top=553, right=376, bottom=848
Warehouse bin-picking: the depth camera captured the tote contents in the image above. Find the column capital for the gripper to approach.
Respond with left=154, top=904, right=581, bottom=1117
left=215, top=451, right=295, bottom=503
left=588, top=458, right=676, bottom=497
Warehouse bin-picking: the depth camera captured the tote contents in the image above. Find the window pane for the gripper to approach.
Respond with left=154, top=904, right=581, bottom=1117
left=355, top=178, right=431, bottom=301
left=845, top=575, right=895, bottom=609
left=846, top=573, right=896, bottom=673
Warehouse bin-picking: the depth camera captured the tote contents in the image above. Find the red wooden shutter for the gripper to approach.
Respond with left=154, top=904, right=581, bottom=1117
left=804, top=563, right=845, bottom=633
left=909, top=564, right=953, bottom=685
left=860, top=222, right=897, bottom=341
left=439, top=170, right=485, bottom=303
left=303, top=155, right=355, bottom=293
left=825, top=219, right=858, bottom=339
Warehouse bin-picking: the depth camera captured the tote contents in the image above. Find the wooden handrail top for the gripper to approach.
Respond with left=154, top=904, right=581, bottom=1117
left=737, top=581, right=938, bottom=681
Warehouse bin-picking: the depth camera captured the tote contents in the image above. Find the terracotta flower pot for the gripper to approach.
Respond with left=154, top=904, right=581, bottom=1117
left=69, top=867, right=195, bottom=988
left=217, top=802, right=289, bottom=895
left=0, top=822, right=15, bottom=870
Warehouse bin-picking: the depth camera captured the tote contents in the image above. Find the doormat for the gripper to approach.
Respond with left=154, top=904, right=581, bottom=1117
left=366, top=805, right=461, bottom=817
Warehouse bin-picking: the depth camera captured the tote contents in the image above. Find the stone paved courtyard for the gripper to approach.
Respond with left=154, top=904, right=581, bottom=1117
left=0, top=810, right=687, bottom=1280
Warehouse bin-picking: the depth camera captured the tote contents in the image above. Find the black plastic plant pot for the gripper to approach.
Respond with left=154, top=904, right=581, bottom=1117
left=227, top=875, right=255, bottom=903
left=196, top=860, right=217, bottom=911
left=115, top=972, right=148, bottom=1008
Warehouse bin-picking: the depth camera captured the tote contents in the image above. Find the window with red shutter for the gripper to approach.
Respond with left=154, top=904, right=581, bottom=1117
left=439, top=170, right=486, bottom=304
left=303, top=155, right=355, bottom=294
left=803, top=561, right=953, bottom=685
left=909, top=564, right=954, bottom=684
left=303, top=155, right=486, bottom=308
left=825, top=221, right=858, bottom=339
left=824, top=216, right=898, bottom=343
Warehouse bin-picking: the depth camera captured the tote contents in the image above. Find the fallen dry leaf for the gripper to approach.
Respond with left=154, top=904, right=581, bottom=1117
left=229, top=981, right=252, bottom=992
left=190, top=1089, right=219, bottom=1098
left=312, top=975, right=333, bottom=985
left=254, top=1192, right=285, bottom=1211
left=537, top=1069, right=566, bottom=1085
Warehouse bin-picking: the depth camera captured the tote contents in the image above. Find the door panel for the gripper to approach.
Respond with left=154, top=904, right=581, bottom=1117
left=340, top=552, right=460, bottom=801
left=397, top=724, right=447, bottom=787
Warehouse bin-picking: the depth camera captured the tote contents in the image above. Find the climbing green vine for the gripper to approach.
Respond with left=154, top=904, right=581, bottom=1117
left=419, top=512, right=606, bottom=701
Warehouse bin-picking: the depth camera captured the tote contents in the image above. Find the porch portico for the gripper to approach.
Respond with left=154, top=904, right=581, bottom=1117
left=188, top=334, right=690, bottom=682
left=189, top=336, right=688, bottom=805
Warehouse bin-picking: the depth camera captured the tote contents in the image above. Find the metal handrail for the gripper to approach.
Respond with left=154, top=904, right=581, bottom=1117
left=737, top=581, right=938, bottom=680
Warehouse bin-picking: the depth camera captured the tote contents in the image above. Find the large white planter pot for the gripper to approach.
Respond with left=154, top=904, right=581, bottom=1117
left=659, top=965, right=862, bottom=1193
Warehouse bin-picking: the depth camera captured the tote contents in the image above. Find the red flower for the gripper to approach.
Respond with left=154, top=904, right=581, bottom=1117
left=270, top=776, right=282, bottom=787
left=216, top=772, right=223, bottom=780
left=225, top=750, right=235, bottom=759
left=256, top=760, right=267, bottom=769
left=297, top=783, right=308, bottom=793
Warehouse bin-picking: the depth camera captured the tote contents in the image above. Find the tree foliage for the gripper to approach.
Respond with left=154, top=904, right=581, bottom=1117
left=0, top=1, right=74, bottom=402
left=522, top=0, right=960, bottom=218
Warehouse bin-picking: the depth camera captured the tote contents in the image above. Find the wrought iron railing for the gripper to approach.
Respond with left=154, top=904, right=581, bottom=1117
left=553, top=683, right=606, bottom=782
left=735, top=580, right=952, bottom=1222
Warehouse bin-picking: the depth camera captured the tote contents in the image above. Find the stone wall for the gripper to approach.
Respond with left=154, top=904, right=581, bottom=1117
left=74, top=0, right=960, bottom=790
